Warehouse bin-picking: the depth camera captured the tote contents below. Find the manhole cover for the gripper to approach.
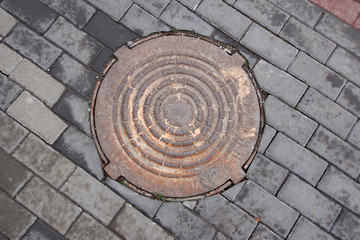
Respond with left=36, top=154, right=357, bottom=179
left=92, top=33, right=263, bottom=199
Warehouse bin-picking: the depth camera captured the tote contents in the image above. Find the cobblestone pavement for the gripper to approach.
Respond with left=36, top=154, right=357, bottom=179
left=0, top=0, right=360, bottom=239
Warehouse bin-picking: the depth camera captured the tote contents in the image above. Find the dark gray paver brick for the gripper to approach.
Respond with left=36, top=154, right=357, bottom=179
left=178, top=0, right=202, bottom=10
left=86, top=0, right=131, bottom=21
left=234, top=0, right=289, bottom=33
left=196, top=0, right=251, bottom=40
left=0, top=148, right=32, bottom=197
left=39, top=0, right=95, bottom=28
left=106, top=178, right=162, bottom=217
left=0, top=190, right=36, bottom=240
left=318, top=166, right=360, bottom=215
left=160, top=1, right=214, bottom=37
left=22, top=219, right=65, bottom=240
left=235, top=181, right=299, bottom=238
left=0, top=73, right=22, bottom=110
left=278, top=175, right=341, bottom=230
left=253, top=60, right=307, bottom=107
left=84, top=11, right=137, bottom=50
left=54, top=126, right=104, bottom=180
left=257, top=125, right=276, bottom=154
left=221, top=180, right=247, bottom=202
left=214, top=232, right=230, bottom=240
left=264, top=95, right=318, bottom=146
left=89, top=47, right=113, bottom=73
left=45, top=17, right=101, bottom=64
left=120, top=4, right=171, bottom=37
left=288, top=216, right=335, bottom=240
left=155, top=202, right=216, bottom=240
left=196, top=195, right=257, bottom=240
left=0, top=43, right=23, bottom=75
left=213, top=30, right=238, bottom=46
left=266, top=133, right=327, bottom=186
left=316, top=13, right=360, bottom=58
left=1, top=0, right=57, bottom=33
left=237, top=45, right=259, bottom=69
left=348, top=121, right=360, bottom=149
left=53, top=90, right=91, bottom=135
left=0, top=7, right=17, bottom=38
left=240, top=24, right=298, bottom=70
left=280, top=18, right=335, bottom=63
left=249, top=224, right=282, bottom=240
left=49, top=54, right=97, bottom=100
left=289, top=52, right=346, bottom=100
left=0, top=233, right=6, bottom=240
left=132, top=0, right=171, bottom=17
left=5, top=24, right=62, bottom=70
left=299, top=88, right=357, bottom=139
left=331, top=209, right=360, bottom=240
left=336, top=82, right=360, bottom=118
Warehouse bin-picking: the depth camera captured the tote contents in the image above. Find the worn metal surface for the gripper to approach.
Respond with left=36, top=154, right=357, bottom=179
left=94, top=34, right=262, bottom=198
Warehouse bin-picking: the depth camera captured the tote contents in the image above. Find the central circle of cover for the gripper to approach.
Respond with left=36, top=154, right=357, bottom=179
left=162, top=95, right=194, bottom=127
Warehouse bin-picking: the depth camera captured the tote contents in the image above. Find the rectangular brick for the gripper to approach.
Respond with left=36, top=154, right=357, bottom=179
left=0, top=7, right=17, bottom=37
left=0, top=43, right=23, bottom=75
left=288, top=216, right=335, bottom=240
left=257, top=124, right=276, bottom=154
left=240, top=24, right=298, bottom=70
left=22, top=219, right=66, bottom=240
left=331, top=209, right=360, bottom=240
left=289, top=52, right=346, bottom=100
left=0, top=73, right=22, bottom=111
left=348, top=121, right=360, bottom=149
left=132, top=0, right=171, bottom=17
left=336, top=82, right=360, bottom=118
left=86, top=0, right=131, bottom=21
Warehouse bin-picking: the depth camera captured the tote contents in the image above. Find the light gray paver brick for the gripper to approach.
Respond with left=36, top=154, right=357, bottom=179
left=44, top=17, right=101, bottom=64
left=0, top=73, right=22, bottom=110
left=288, top=216, right=335, bottom=240
left=264, top=95, right=318, bottom=145
left=12, top=133, right=75, bottom=188
left=235, top=181, right=299, bottom=238
left=0, top=190, right=36, bottom=240
left=120, top=4, right=171, bottom=37
left=254, top=60, right=307, bottom=107
left=214, top=232, right=230, bottom=240
left=249, top=224, right=282, bottom=240
left=257, top=124, right=276, bottom=154
left=0, top=7, right=17, bottom=37
left=132, top=0, right=171, bottom=17
left=266, top=133, right=327, bottom=186
left=221, top=180, right=247, bottom=202
left=0, top=43, right=23, bottom=75
left=66, top=213, right=120, bottom=240
left=178, top=0, right=202, bottom=10
left=160, top=1, right=214, bottom=37
left=4, top=24, right=62, bottom=70
left=280, top=18, right=335, bottom=63
left=289, top=52, right=346, bottom=100
left=336, top=82, right=360, bottom=118
left=240, top=24, right=298, bottom=70
left=87, top=0, right=132, bottom=21
left=331, top=209, right=360, bottom=240
left=111, top=203, right=174, bottom=240
left=234, top=0, right=289, bottom=33
left=10, top=59, right=65, bottom=107
left=299, top=88, right=357, bottom=139
left=0, top=110, right=28, bottom=153
left=156, top=202, right=216, bottom=240
left=318, top=166, right=360, bottom=215
left=196, top=0, right=251, bottom=40
left=348, top=121, right=360, bottom=149
left=183, top=201, right=197, bottom=209
left=278, top=175, right=342, bottom=230
left=6, top=91, right=67, bottom=144
left=60, top=168, right=124, bottom=225
left=237, top=46, right=259, bottom=69
left=196, top=195, right=257, bottom=240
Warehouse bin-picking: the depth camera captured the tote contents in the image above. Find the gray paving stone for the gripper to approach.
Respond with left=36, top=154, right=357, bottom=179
left=178, top=0, right=202, bottom=10
left=196, top=195, right=257, bottom=240
left=0, top=7, right=17, bottom=38
left=280, top=18, right=335, bottom=63
left=0, top=73, right=22, bottom=111
left=22, top=219, right=66, bottom=240
left=316, top=13, right=360, bottom=58
left=0, top=190, right=36, bottom=240
left=264, top=95, right=318, bottom=146
left=266, top=133, right=327, bottom=186
left=87, top=0, right=131, bottom=21
left=49, top=54, right=97, bottom=100
left=155, top=202, right=216, bottom=240
left=196, top=0, right=251, bottom=40
left=289, top=52, right=346, bottom=100
left=182, top=201, right=197, bottom=209
left=66, top=212, right=120, bottom=240
left=160, top=1, right=214, bottom=37
left=288, top=216, right=335, bottom=240
left=53, top=126, right=104, bottom=180
left=237, top=45, right=259, bottom=69
left=12, top=133, right=75, bottom=189
left=39, top=0, right=96, bottom=28
left=278, top=175, right=341, bottom=230
left=132, top=0, right=171, bottom=17
left=299, top=88, right=357, bottom=139
left=45, top=17, right=101, bottom=64
left=331, top=209, right=360, bottom=240
left=53, top=91, right=91, bottom=135
left=0, top=233, right=6, bottom=240
left=4, top=24, right=62, bottom=70
left=60, top=168, right=124, bottom=225
left=257, top=125, right=277, bottom=154
left=253, top=60, right=307, bottom=107
left=235, top=181, right=299, bottom=238
left=213, top=30, right=239, bottom=46
left=0, top=43, right=23, bottom=75
left=89, top=47, right=113, bottom=73
left=214, top=232, right=230, bottom=240
left=6, top=91, right=67, bottom=144
left=111, top=203, right=173, bottom=240
left=105, top=178, right=162, bottom=217
left=120, top=4, right=171, bottom=37
left=318, top=166, right=360, bottom=215
left=247, top=154, right=288, bottom=194
left=0, top=148, right=32, bottom=197
left=221, top=180, right=247, bottom=202
left=240, top=24, right=298, bottom=70
left=249, top=224, right=282, bottom=240
left=234, top=0, right=289, bottom=33
left=0, top=110, right=28, bottom=153
left=348, top=121, right=360, bottom=149
left=336, top=82, right=360, bottom=118
left=269, top=0, right=322, bottom=28
left=1, top=0, right=57, bottom=33
left=10, top=59, right=65, bottom=107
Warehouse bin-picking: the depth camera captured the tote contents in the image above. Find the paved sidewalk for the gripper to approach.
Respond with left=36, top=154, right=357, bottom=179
left=0, top=0, right=360, bottom=239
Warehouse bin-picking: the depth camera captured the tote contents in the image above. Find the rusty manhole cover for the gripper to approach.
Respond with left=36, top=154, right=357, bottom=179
left=92, top=33, right=263, bottom=199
